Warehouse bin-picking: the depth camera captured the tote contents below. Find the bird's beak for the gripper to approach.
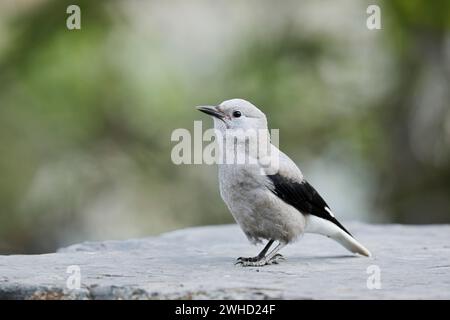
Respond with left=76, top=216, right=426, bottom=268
left=196, top=105, right=225, bottom=121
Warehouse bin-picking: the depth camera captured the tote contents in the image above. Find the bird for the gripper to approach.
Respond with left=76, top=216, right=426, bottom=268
left=196, top=98, right=371, bottom=266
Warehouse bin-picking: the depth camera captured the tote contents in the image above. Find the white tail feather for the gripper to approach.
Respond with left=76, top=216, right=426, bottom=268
left=305, top=215, right=371, bottom=257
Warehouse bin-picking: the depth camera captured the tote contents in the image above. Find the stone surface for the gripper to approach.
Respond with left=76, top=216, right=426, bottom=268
left=0, top=223, right=449, bottom=299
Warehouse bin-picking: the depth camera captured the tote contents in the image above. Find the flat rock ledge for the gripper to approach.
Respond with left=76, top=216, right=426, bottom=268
left=1, top=223, right=449, bottom=299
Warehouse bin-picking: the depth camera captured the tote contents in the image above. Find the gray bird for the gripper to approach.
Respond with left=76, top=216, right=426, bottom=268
left=197, top=98, right=371, bottom=266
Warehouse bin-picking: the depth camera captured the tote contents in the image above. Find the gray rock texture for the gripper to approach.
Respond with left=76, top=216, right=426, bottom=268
left=0, top=223, right=449, bottom=299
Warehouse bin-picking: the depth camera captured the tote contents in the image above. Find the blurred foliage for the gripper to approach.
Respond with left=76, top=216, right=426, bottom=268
left=0, top=0, right=449, bottom=253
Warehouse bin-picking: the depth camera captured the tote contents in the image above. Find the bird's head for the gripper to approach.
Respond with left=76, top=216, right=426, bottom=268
left=196, top=98, right=268, bottom=133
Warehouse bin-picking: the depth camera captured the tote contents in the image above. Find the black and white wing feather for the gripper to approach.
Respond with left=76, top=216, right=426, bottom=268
left=266, top=173, right=352, bottom=236
left=260, top=146, right=371, bottom=256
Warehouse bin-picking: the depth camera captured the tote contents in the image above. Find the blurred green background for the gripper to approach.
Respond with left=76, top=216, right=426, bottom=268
left=0, top=0, right=449, bottom=254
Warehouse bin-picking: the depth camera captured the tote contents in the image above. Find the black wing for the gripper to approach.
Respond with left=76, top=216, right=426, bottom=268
left=267, top=173, right=352, bottom=236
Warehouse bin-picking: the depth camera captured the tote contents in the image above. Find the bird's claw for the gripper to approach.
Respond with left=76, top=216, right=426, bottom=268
left=236, top=256, right=259, bottom=263
left=235, top=259, right=267, bottom=267
left=235, top=254, right=285, bottom=267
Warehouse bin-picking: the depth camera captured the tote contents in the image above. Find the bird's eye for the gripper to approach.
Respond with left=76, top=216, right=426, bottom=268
left=232, top=110, right=242, bottom=118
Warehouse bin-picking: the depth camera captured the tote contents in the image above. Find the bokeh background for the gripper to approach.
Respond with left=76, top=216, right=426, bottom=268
left=0, top=0, right=449, bottom=254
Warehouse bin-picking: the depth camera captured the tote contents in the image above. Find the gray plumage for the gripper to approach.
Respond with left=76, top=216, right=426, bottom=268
left=197, top=99, right=371, bottom=266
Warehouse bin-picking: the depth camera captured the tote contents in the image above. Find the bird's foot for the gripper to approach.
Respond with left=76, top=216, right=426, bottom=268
left=235, top=254, right=285, bottom=267
left=235, top=258, right=267, bottom=267
left=236, top=255, right=260, bottom=263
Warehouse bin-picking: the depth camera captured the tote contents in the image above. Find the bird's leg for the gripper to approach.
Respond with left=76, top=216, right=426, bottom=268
left=236, top=241, right=286, bottom=267
left=236, top=239, right=274, bottom=263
